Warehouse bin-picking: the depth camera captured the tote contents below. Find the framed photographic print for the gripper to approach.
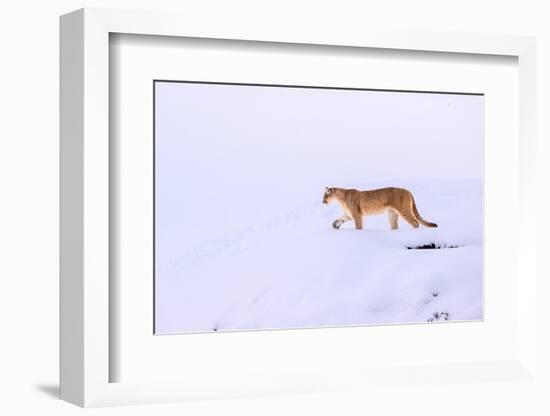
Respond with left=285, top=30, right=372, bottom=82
left=60, top=8, right=539, bottom=408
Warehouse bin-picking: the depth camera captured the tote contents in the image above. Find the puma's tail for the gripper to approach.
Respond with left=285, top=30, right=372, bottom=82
left=411, top=197, right=438, bottom=228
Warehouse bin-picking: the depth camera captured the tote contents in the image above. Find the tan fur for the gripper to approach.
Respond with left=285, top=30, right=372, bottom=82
left=322, top=187, right=438, bottom=230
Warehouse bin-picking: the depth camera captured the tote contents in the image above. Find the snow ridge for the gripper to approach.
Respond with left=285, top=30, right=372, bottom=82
left=155, top=178, right=482, bottom=334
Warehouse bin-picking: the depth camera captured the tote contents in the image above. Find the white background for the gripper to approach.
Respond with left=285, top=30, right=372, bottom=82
left=1, top=1, right=549, bottom=415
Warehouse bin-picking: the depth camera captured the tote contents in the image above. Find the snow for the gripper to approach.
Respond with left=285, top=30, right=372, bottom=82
left=155, top=177, right=482, bottom=334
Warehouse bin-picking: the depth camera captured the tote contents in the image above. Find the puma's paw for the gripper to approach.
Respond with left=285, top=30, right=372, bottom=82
left=332, top=220, right=341, bottom=229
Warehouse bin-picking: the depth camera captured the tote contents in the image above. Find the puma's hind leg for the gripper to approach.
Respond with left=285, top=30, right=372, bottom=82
left=387, top=209, right=399, bottom=230
left=399, top=209, right=419, bottom=228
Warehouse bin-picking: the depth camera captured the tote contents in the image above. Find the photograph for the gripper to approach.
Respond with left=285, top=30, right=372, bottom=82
left=154, top=80, right=483, bottom=334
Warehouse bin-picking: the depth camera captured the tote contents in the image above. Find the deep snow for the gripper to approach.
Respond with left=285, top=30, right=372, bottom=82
left=155, top=177, right=482, bottom=334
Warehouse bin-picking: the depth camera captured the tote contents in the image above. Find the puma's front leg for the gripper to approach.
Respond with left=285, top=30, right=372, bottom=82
left=353, top=213, right=363, bottom=230
left=387, top=209, right=399, bottom=230
left=332, top=214, right=351, bottom=229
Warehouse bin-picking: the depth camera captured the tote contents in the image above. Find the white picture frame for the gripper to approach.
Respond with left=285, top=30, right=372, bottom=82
left=60, top=7, right=538, bottom=407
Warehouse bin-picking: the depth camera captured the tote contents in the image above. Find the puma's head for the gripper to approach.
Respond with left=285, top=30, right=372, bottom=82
left=323, top=187, right=336, bottom=204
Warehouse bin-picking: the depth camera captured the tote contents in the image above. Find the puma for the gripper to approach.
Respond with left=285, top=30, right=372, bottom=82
left=322, top=186, right=438, bottom=230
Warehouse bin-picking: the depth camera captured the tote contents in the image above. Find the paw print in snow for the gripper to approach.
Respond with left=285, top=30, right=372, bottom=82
left=427, top=311, right=449, bottom=322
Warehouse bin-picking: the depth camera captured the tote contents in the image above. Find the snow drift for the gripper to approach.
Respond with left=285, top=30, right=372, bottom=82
left=155, top=177, right=483, bottom=334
